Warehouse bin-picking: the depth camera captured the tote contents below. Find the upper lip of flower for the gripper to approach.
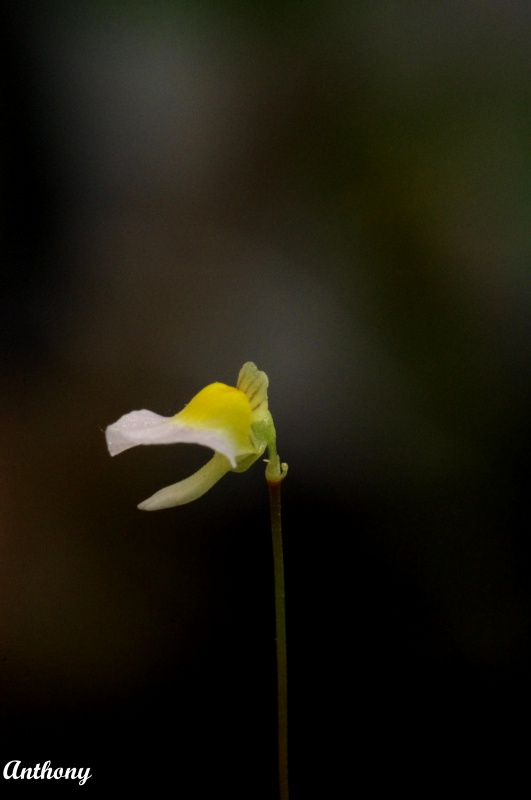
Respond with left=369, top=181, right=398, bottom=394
left=105, top=362, right=273, bottom=510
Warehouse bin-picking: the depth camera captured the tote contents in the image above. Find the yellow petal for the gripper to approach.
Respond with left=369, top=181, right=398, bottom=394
left=174, top=382, right=255, bottom=465
left=105, top=382, right=258, bottom=468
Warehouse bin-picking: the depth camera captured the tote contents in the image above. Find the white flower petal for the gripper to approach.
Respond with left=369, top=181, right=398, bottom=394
left=105, top=410, right=177, bottom=455
left=105, top=409, right=246, bottom=467
left=137, top=453, right=231, bottom=510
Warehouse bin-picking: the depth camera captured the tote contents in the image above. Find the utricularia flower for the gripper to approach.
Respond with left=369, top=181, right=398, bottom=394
left=105, top=362, right=281, bottom=510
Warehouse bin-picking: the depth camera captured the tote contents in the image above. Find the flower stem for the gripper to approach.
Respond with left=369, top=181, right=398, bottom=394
left=266, top=450, right=288, bottom=800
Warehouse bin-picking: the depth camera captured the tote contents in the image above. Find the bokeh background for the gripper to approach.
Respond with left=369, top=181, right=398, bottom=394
left=2, top=1, right=531, bottom=794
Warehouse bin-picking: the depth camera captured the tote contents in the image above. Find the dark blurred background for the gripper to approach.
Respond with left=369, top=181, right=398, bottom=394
left=1, top=1, right=531, bottom=795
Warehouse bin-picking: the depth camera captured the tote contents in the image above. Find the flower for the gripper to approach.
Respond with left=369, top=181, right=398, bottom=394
left=105, top=362, right=278, bottom=510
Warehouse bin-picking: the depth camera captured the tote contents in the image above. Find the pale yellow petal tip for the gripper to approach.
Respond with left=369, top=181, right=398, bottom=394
left=237, top=362, right=269, bottom=421
left=137, top=498, right=157, bottom=511
left=137, top=453, right=231, bottom=511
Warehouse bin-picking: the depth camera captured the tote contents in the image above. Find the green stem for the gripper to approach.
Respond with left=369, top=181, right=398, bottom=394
left=266, top=449, right=288, bottom=800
